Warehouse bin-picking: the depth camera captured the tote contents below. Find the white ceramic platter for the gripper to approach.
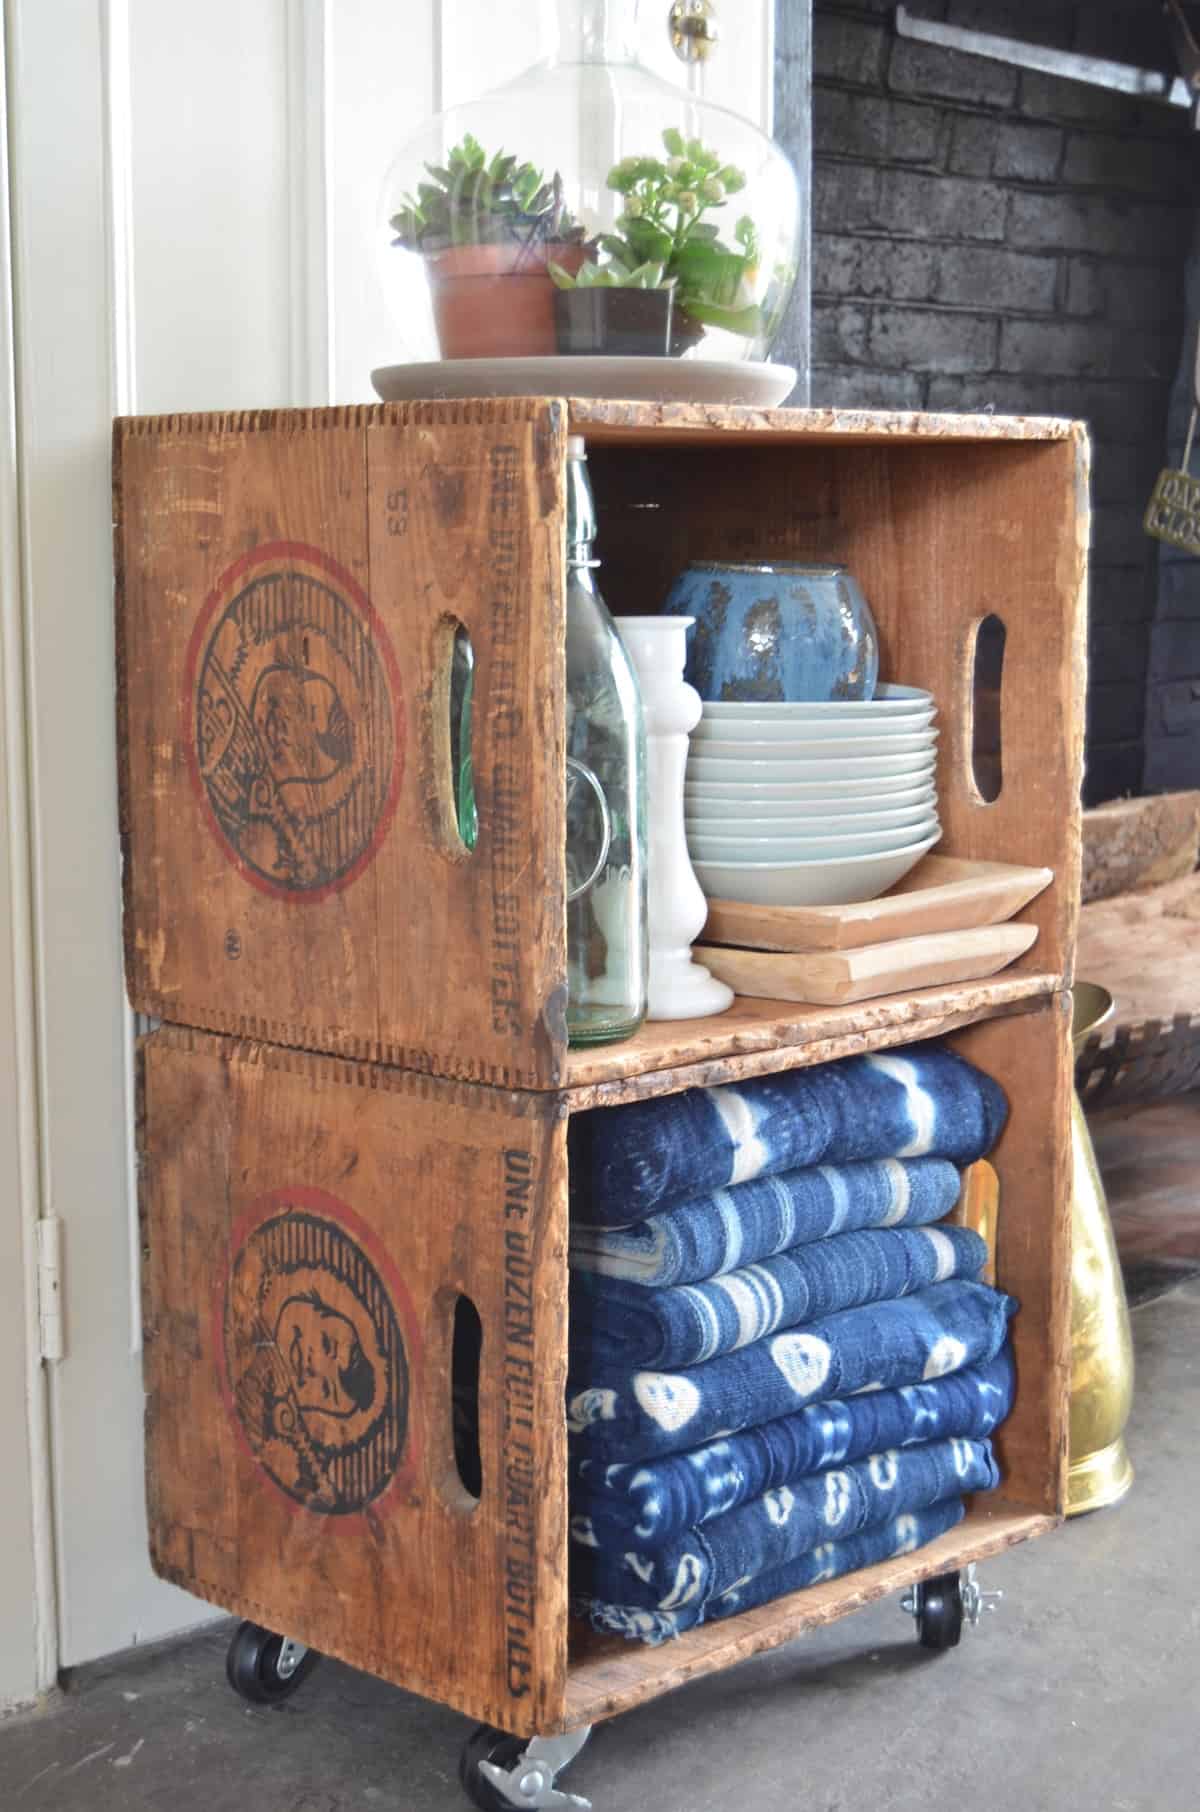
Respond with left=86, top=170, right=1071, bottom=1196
left=694, top=833, right=941, bottom=909
left=689, top=819, right=940, bottom=863
left=371, top=356, right=797, bottom=408
left=692, top=729, right=938, bottom=758
left=686, top=800, right=936, bottom=835
left=686, top=779, right=936, bottom=813
left=688, top=751, right=938, bottom=784
left=686, top=772, right=937, bottom=802
left=699, top=685, right=933, bottom=718
left=695, top=710, right=936, bottom=742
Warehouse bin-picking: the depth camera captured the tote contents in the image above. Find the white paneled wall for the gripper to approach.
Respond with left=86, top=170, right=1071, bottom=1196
left=129, top=0, right=294, bottom=411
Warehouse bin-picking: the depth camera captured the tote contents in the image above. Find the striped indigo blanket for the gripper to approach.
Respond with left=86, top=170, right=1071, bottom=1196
left=569, top=1156, right=964, bottom=1287
left=570, top=1223, right=988, bottom=1370
left=571, top=1435, right=999, bottom=1614
left=570, top=1346, right=1014, bottom=1550
left=569, top=1044, right=1008, bottom=1229
left=566, top=1279, right=1016, bottom=1466
left=574, top=1496, right=967, bottom=1644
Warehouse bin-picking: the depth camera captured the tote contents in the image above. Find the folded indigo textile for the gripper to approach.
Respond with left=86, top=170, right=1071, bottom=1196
left=571, top=1346, right=1014, bottom=1550
left=572, top=1435, right=998, bottom=1614
left=570, top=1045, right=1008, bottom=1228
left=569, top=1156, right=964, bottom=1287
left=574, top=1496, right=967, bottom=1644
left=566, top=1279, right=1015, bottom=1465
left=571, top=1223, right=987, bottom=1370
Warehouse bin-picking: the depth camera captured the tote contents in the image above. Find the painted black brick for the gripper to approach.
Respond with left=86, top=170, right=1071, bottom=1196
left=815, top=90, right=944, bottom=165
left=808, top=0, right=1197, bottom=801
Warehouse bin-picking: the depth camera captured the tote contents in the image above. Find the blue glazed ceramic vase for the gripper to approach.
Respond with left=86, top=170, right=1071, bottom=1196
left=663, top=562, right=879, bottom=704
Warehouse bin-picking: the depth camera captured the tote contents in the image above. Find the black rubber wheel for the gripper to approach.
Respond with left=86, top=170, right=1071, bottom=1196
left=225, top=1621, right=317, bottom=1704
left=459, top=1725, right=528, bottom=1812
left=916, top=1570, right=965, bottom=1650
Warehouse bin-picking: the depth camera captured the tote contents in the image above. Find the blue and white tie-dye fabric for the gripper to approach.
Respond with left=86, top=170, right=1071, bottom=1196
left=569, top=1044, right=1009, bottom=1228
left=574, top=1496, right=967, bottom=1644
left=571, top=1347, right=1014, bottom=1550
left=569, top=1156, right=963, bottom=1287
left=572, top=1435, right=998, bottom=1613
left=566, top=1279, right=1015, bottom=1465
left=570, top=1223, right=988, bottom=1369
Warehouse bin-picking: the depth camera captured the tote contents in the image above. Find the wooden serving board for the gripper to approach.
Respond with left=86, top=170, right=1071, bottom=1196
left=695, top=921, right=1038, bottom=1007
left=701, top=855, right=1053, bottom=954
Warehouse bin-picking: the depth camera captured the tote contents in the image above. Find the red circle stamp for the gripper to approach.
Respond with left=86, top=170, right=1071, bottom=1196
left=183, top=544, right=404, bottom=902
left=215, top=1187, right=421, bottom=1519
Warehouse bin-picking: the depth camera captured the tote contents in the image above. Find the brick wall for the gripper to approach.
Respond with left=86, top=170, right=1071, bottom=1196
left=807, top=0, right=1199, bottom=805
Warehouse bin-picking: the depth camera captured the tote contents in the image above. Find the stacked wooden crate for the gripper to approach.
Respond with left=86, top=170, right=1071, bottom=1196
left=115, top=397, right=1086, bottom=1738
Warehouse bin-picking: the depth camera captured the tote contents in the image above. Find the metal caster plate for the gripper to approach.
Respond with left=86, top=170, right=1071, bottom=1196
left=225, top=1621, right=317, bottom=1704
left=901, top=1562, right=1002, bottom=1651
left=459, top=1725, right=592, bottom=1811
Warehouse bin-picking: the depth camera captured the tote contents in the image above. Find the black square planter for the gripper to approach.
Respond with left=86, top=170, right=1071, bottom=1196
left=554, top=286, right=674, bottom=357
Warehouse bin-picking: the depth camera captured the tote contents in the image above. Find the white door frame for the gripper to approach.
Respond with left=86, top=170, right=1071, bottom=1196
left=0, top=0, right=56, bottom=1708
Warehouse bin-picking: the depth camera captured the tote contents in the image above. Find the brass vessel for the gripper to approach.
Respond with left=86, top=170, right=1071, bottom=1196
left=1068, top=982, right=1135, bottom=1515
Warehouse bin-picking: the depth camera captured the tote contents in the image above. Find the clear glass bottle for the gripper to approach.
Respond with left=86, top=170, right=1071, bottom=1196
left=564, top=436, right=648, bottom=1045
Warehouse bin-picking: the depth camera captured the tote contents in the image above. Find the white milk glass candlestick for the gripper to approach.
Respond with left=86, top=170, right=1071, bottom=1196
left=619, top=617, right=734, bottom=1020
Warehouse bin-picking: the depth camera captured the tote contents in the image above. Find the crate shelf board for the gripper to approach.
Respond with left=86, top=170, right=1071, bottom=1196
left=561, top=1501, right=1056, bottom=1731
left=567, top=399, right=1078, bottom=449
left=564, top=972, right=1062, bottom=1107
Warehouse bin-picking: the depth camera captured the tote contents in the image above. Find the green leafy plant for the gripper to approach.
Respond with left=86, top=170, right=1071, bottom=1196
left=390, top=132, right=585, bottom=258
left=600, top=128, right=762, bottom=339
left=549, top=257, right=668, bottom=291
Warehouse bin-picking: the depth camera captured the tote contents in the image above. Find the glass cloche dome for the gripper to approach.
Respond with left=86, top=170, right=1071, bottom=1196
left=376, top=0, right=799, bottom=366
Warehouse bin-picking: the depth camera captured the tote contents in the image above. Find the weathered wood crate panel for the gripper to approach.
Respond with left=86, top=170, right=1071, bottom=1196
left=139, top=995, right=1069, bottom=1733
left=115, top=401, right=567, bottom=1091
left=138, top=1026, right=570, bottom=1736
left=116, top=404, right=1086, bottom=1092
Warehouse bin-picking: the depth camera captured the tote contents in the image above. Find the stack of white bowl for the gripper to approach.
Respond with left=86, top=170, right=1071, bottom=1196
left=686, top=685, right=941, bottom=908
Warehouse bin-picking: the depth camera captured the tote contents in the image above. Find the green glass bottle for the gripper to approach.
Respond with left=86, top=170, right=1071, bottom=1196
left=564, top=436, right=648, bottom=1045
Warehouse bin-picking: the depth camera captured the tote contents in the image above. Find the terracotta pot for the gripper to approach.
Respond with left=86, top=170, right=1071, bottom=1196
left=427, top=242, right=587, bottom=360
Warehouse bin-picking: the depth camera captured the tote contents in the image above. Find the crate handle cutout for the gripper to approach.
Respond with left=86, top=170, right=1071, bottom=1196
left=450, top=625, right=479, bottom=851
left=429, top=617, right=478, bottom=856
left=969, top=614, right=1006, bottom=805
left=450, top=1291, right=483, bottom=1504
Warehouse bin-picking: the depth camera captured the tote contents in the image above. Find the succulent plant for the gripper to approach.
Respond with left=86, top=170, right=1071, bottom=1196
left=549, top=257, right=669, bottom=291
left=599, top=128, right=763, bottom=339
left=390, top=132, right=585, bottom=258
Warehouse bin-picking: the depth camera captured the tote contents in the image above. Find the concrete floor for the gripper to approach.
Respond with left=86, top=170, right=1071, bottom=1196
left=2, top=1266, right=1196, bottom=1812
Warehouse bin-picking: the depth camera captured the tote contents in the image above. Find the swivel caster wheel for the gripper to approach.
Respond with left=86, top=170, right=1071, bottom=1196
left=459, top=1724, right=592, bottom=1811
left=901, top=1562, right=1002, bottom=1652
left=225, top=1620, right=317, bottom=1705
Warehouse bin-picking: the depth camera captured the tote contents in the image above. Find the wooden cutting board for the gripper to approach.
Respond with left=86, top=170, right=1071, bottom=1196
left=701, top=855, right=1053, bottom=953
left=695, top=921, right=1039, bottom=1007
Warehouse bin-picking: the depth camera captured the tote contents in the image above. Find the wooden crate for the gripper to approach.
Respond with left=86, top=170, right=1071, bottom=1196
left=115, top=403, right=1087, bottom=1091
left=139, top=991, right=1071, bottom=1739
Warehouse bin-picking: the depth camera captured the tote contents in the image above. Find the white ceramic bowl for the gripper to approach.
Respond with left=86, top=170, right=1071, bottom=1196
left=692, top=729, right=938, bottom=759
left=694, top=833, right=941, bottom=908
left=700, top=684, right=933, bottom=719
left=685, top=779, right=937, bottom=814
left=686, top=800, right=937, bottom=836
left=690, top=820, right=939, bottom=863
left=686, top=771, right=936, bottom=802
left=695, top=709, right=936, bottom=743
left=688, top=751, right=938, bottom=784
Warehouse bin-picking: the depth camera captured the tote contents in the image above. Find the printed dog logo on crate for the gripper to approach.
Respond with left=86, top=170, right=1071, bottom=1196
left=190, top=553, right=402, bottom=897
left=223, top=1205, right=409, bottom=1515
